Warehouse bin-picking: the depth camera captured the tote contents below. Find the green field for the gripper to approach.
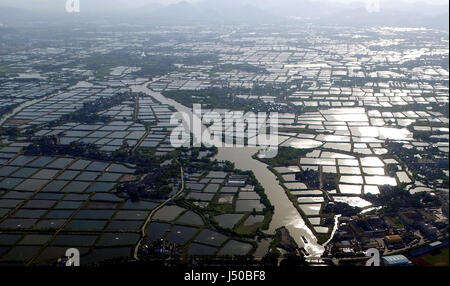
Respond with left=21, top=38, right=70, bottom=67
left=389, top=216, right=404, bottom=227
left=419, top=247, right=449, bottom=266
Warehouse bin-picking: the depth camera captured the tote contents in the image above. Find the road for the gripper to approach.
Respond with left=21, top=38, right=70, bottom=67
left=132, top=163, right=185, bottom=260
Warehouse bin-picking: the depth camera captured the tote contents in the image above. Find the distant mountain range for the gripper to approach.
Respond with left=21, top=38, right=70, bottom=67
left=133, top=0, right=275, bottom=25
left=0, top=5, right=32, bottom=22
left=0, top=0, right=448, bottom=29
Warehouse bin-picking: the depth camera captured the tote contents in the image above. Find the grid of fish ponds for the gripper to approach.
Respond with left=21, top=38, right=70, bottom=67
left=265, top=107, right=449, bottom=237
left=146, top=170, right=265, bottom=257
left=2, top=87, right=128, bottom=129
left=0, top=146, right=161, bottom=265
left=35, top=121, right=147, bottom=152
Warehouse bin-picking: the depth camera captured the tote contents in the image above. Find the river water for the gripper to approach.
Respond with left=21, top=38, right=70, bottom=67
left=131, top=82, right=325, bottom=257
left=215, top=147, right=324, bottom=257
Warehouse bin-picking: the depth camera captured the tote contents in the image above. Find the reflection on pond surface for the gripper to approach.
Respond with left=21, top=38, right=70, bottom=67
left=281, top=138, right=324, bottom=149
left=339, top=184, right=362, bottom=195
left=218, top=240, right=253, bottom=256
left=350, top=126, right=413, bottom=141
left=365, top=176, right=397, bottom=186
left=333, top=196, right=372, bottom=208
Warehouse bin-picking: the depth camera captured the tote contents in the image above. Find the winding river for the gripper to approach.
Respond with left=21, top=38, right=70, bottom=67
left=131, top=82, right=325, bottom=258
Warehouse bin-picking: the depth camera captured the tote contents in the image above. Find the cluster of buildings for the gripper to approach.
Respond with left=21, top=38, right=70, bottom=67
left=329, top=207, right=448, bottom=259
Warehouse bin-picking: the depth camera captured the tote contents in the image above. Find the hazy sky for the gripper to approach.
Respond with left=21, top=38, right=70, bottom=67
left=1, top=0, right=449, bottom=6
left=0, top=0, right=448, bottom=12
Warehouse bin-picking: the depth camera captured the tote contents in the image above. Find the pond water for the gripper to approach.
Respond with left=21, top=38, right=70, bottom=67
left=340, top=175, right=364, bottom=184
left=188, top=243, right=217, bottom=256
left=65, top=220, right=107, bottom=231
left=364, top=185, right=380, bottom=195
left=281, top=138, right=323, bottom=149
left=396, top=171, right=412, bottom=184
left=194, top=229, right=227, bottom=247
left=365, top=176, right=397, bottom=186
left=299, top=204, right=322, bottom=216
left=254, top=239, right=271, bottom=258
left=218, top=240, right=253, bottom=256
left=244, top=215, right=265, bottom=226
left=274, top=166, right=301, bottom=174
left=166, top=225, right=198, bottom=244
left=153, top=205, right=186, bottom=222
left=176, top=211, right=204, bottom=226
left=333, top=196, right=372, bottom=208
left=214, top=214, right=243, bottom=229
left=350, top=126, right=413, bottom=141
left=409, top=186, right=433, bottom=194
left=339, top=184, right=362, bottom=195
